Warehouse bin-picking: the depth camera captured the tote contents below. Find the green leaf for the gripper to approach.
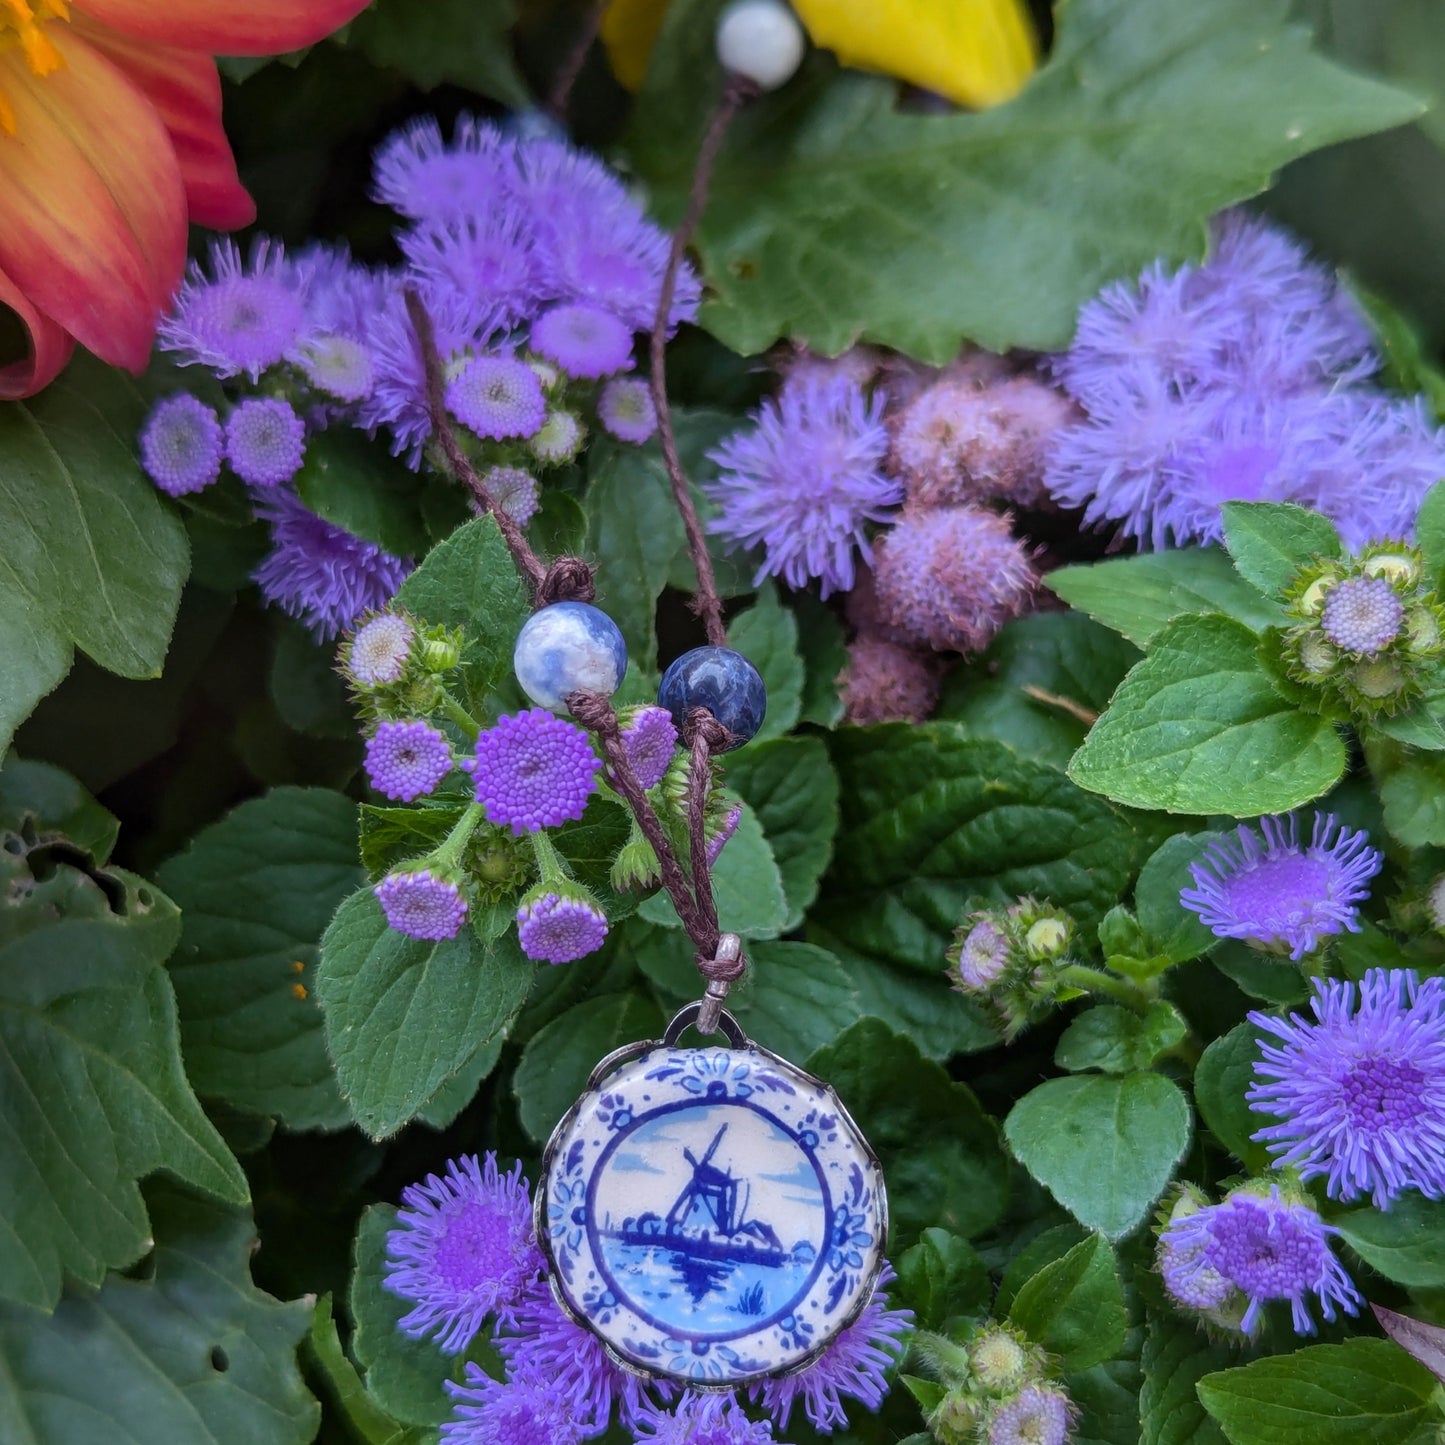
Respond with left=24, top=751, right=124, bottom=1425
left=627, top=0, right=1419, bottom=360
left=1336, top=1195, right=1445, bottom=1288
left=1140, top=1312, right=1232, bottom=1445
left=1004, top=1072, right=1191, bottom=1239
left=0, top=907, right=249, bottom=1310
left=1054, top=1002, right=1189, bottom=1075
left=358, top=801, right=466, bottom=877
left=638, top=799, right=788, bottom=938
left=304, top=1295, right=425, bottom=1445
left=1352, top=286, right=1445, bottom=420
left=726, top=584, right=803, bottom=744
left=996, top=1223, right=1090, bottom=1317
left=823, top=726, right=1137, bottom=974
left=269, top=621, right=356, bottom=739
left=0, top=355, right=189, bottom=753
left=1379, top=756, right=1445, bottom=846
left=158, top=788, right=364, bottom=1131
left=1221, top=502, right=1342, bottom=599
left=294, top=427, right=429, bottom=558
left=1210, top=941, right=1309, bottom=1006
left=1415, top=480, right=1445, bottom=591
left=392, top=516, right=531, bottom=712
left=1197, top=1337, right=1440, bottom=1445
left=896, top=1228, right=990, bottom=1330
left=316, top=888, right=535, bottom=1138
left=1193, top=1022, right=1272, bottom=1172
left=1008, top=1234, right=1127, bottom=1372
left=724, top=736, right=839, bottom=929
left=794, top=593, right=848, bottom=728
left=513, top=991, right=666, bottom=1142
left=418, top=1035, right=503, bottom=1130
left=1072, top=1351, right=1146, bottom=1445
left=807, top=1019, right=1010, bottom=1242
left=1047, top=549, right=1287, bottom=649
left=1069, top=614, right=1347, bottom=815
left=0, top=1186, right=317, bottom=1443
left=344, top=0, right=527, bottom=106
left=0, top=755, right=118, bottom=863
left=1134, top=832, right=1224, bottom=964
left=725, top=941, right=861, bottom=1061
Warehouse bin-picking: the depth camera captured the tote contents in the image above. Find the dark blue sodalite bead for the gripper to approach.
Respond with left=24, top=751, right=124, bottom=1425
left=657, top=646, right=766, bottom=750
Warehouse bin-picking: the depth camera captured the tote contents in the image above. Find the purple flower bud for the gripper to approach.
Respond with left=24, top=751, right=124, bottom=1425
left=954, top=917, right=1010, bottom=992
left=621, top=705, right=679, bottom=791
left=139, top=394, right=224, bottom=496
left=1320, top=576, right=1406, bottom=656
left=347, top=612, right=415, bottom=687
left=466, top=709, right=601, bottom=833
left=516, top=889, right=608, bottom=965
left=365, top=720, right=453, bottom=802
left=531, top=302, right=634, bottom=379
left=226, top=397, right=307, bottom=488
left=839, top=635, right=939, bottom=725
left=706, top=804, right=743, bottom=868
left=481, top=465, right=541, bottom=526
left=446, top=354, right=547, bottom=440
left=374, top=868, right=468, bottom=941
left=598, top=376, right=657, bottom=443
left=986, top=1384, right=1074, bottom=1445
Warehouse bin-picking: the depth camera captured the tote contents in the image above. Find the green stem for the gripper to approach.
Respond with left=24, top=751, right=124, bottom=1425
left=431, top=802, right=485, bottom=872
left=441, top=688, right=481, bottom=741
left=527, top=828, right=572, bottom=888
left=1056, top=963, right=1152, bottom=1010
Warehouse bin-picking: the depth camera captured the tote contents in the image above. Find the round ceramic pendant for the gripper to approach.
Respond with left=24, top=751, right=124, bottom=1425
left=536, top=1008, right=887, bottom=1386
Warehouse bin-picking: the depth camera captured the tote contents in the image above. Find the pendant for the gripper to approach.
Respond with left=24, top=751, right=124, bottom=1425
left=536, top=998, right=888, bottom=1386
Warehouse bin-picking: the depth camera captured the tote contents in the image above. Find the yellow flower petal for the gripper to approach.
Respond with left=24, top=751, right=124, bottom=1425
left=791, top=0, right=1037, bottom=108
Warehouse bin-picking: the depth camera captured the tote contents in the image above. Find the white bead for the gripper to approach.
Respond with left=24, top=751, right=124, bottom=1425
left=716, top=0, right=806, bottom=91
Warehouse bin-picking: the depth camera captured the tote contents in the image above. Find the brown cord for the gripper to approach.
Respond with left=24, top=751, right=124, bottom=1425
left=546, top=0, right=606, bottom=123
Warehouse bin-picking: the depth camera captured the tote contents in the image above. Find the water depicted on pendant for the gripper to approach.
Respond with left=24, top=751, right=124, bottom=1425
left=538, top=1026, right=887, bottom=1385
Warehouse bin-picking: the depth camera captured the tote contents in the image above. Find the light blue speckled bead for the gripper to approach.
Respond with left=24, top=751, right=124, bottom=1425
left=514, top=602, right=628, bottom=712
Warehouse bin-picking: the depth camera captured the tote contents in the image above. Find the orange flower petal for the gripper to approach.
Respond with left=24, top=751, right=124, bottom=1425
left=72, top=15, right=255, bottom=230
left=0, top=260, right=73, bottom=399
left=72, top=0, right=372, bottom=55
left=0, top=30, right=186, bottom=372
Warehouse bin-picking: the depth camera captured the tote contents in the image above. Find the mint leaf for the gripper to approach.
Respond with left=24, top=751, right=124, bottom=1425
left=1336, top=1195, right=1445, bottom=1288
left=1140, top=1312, right=1232, bottom=1445
left=1004, top=1073, right=1191, bottom=1239
left=158, top=788, right=363, bottom=1131
left=1069, top=614, right=1347, bottom=814
left=316, top=888, right=535, bottom=1138
left=627, top=0, right=1419, bottom=359
left=1008, top=1234, right=1127, bottom=1372
left=1221, top=502, right=1342, bottom=598
left=1047, top=549, right=1287, bottom=648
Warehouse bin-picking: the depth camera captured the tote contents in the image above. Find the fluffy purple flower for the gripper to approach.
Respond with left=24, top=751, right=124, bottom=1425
left=384, top=1153, right=543, bottom=1351
left=482, top=465, right=542, bottom=526
left=871, top=506, right=1036, bottom=654
left=286, top=244, right=393, bottom=403
left=374, top=868, right=468, bottom=941
left=446, top=355, right=547, bottom=440
left=531, top=303, right=633, bottom=379
left=139, top=394, right=224, bottom=496
left=252, top=489, right=411, bottom=640
left=955, top=917, right=1010, bottom=993
left=516, top=890, right=609, bottom=965
left=442, top=1366, right=585, bottom=1445
left=467, top=709, right=601, bottom=832
left=750, top=1266, right=911, bottom=1431
left=598, top=375, right=657, bottom=443
left=158, top=237, right=306, bottom=380
left=403, top=210, right=542, bottom=337
left=365, top=720, right=453, bottom=801
left=225, top=397, right=307, bottom=488
left=372, top=114, right=519, bottom=224
left=1158, top=1235, right=1233, bottom=1312
left=1179, top=813, right=1382, bottom=960
left=621, top=705, right=678, bottom=790
left=839, top=635, right=940, bottom=725
left=1321, top=575, right=1406, bottom=655
left=631, top=1391, right=779, bottom=1444
left=987, top=1385, right=1073, bottom=1445
left=348, top=612, right=415, bottom=687
left=1247, top=970, right=1445, bottom=1208
left=510, top=134, right=633, bottom=236
left=1157, top=1186, right=1361, bottom=1335
left=707, top=373, right=898, bottom=596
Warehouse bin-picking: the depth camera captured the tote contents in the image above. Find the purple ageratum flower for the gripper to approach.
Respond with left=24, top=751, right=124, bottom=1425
left=365, top=720, right=453, bottom=802
left=372, top=114, right=520, bottom=224
left=286, top=243, right=394, bottom=403
left=955, top=917, right=1010, bottom=992
left=707, top=372, right=898, bottom=597
left=158, top=236, right=306, bottom=380
left=621, top=705, right=679, bottom=790
left=138, top=394, right=224, bottom=496
left=750, top=1265, right=911, bottom=1431
left=374, top=868, right=468, bottom=941
left=402, top=209, right=543, bottom=338
left=348, top=612, right=415, bottom=687
left=1157, top=1186, right=1361, bottom=1335
left=531, top=410, right=584, bottom=466
left=225, top=397, right=307, bottom=488
left=1247, top=969, right=1445, bottom=1208
left=252, top=489, right=411, bottom=640
left=1320, top=575, right=1406, bottom=656
left=598, top=376, right=657, bottom=443
left=446, top=355, right=547, bottom=440
left=385, top=1153, right=543, bottom=1351
left=1158, top=1234, right=1234, bottom=1312
left=442, top=1366, right=585, bottom=1445
left=510, top=134, right=633, bottom=239
left=466, top=709, right=601, bottom=833
left=871, top=505, right=1036, bottom=654
left=516, top=891, right=609, bottom=965
left=631, top=1391, right=779, bottom=1444
left=1179, top=813, right=1383, bottom=961
left=530, top=303, right=634, bottom=379
left=986, top=1385, right=1074, bottom=1445
left=1332, top=391, right=1445, bottom=548
left=706, top=804, right=743, bottom=868
left=482, top=465, right=542, bottom=527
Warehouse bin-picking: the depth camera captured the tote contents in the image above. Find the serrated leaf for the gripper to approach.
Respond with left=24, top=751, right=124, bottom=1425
left=1047, top=549, right=1288, bottom=649
left=1054, top=1002, right=1189, bottom=1075
left=896, top=1228, right=990, bottom=1330
left=0, top=354, right=189, bottom=753
left=1004, top=1072, right=1191, bottom=1239
left=1008, top=1234, right=1127, bottom=1372
left=1336, top=1195, right=1445, bottom=1288
left=0, top=755, right=119, bottom=863
left=1069, top=614, right=1347, bottom=815
left=1140, top=1312, right=1232, bottom=1445
left=627, top=0, right=1418, bottom=360
left=823, top=725, right=1137, bottom=974
left=1379, top=757, right=1445, bottom=847
left=1221, top=502, right=1342, bottom=599
left=1197, top=1337, right=1440, bottom=1445
left=1193, top=1022, right=1273, bottom=1173
left=317, top=888, right=535, bottom=1138
left=158, top=788, right=364, bottom=1131
left=0, top=1186, right=316, bottom=1443
left=726, top=584, right=803, bottom=745
left=0, top=908, right=249, bottom=1310
left=1134, top=832, right=1225, bottom=965
left=358, top=801, right=467, bottom=877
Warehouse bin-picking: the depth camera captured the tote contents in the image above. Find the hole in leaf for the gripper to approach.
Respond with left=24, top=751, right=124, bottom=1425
left=210, top=1346, right=229, bottom=1372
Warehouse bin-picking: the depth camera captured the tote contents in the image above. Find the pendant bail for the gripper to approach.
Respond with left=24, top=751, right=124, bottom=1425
left=696, top=931, right=743, bottom=1034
